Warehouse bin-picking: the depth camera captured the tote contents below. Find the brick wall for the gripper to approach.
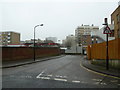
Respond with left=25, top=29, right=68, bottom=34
left=2, top=47, right=61, bottom=61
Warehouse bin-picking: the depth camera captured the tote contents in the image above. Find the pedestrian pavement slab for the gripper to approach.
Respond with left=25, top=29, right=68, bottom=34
left=81, top=58, right=120, bottom=78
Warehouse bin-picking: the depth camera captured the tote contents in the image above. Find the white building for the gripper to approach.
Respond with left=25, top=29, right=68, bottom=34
left=46, top=37, right=57, bottom=43
left=91, top=24, right=115, bottom=42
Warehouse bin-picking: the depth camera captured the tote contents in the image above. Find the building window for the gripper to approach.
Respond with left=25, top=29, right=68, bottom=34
left=7, top=37, right=10, bottom=39
left=8, top=32, right=11, bottom=35
left=8, top=41, right=10, bottom=43
left=117, top=14, right=120, bottom=23
left=112, top=20, right=114, bottom=25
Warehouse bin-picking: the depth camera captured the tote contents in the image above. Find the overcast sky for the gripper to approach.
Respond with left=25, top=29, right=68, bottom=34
left=1, top=0, right=119, bottom=42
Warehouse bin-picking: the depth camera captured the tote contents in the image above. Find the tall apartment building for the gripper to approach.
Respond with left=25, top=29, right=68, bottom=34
left=111, top=3, right=120, bottom=38
left=75, top=24, right=99, bottom=46
left=0, top=31, right=20, bottom=45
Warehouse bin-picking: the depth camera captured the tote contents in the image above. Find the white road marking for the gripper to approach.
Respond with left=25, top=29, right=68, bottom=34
left=92, top=79, right=102, bottom=81
left=36, top=70, right=46, bottom=78
left=55, top=75, right=67, bottom=78
left=54, top=78, right=67, bottom=82
left=72, top=80, right=80, bottom=83
left=47, top=75, right=52, bottom=77
left=100, top=82, right=107, bottom=85
left=39, top=77, right=50, bottom=80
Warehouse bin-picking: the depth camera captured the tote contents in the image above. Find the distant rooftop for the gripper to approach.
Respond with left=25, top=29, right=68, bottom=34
left=0, top=31, right=20, bottom=34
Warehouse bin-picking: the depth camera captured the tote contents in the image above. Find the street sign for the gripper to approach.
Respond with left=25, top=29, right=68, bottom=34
left=103, top=26, right=112, bottom=34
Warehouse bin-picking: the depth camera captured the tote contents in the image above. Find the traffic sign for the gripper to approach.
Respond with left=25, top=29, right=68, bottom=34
left=103, top=26, right=112, bottom=34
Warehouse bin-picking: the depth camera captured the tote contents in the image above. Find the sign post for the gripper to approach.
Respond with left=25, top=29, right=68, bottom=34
left=103, top=18, right=112, bottom=70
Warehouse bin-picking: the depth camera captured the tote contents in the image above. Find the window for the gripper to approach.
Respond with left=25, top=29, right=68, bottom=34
left=8, top=32, right=11, bottom=35
left=7, top=37, right=10, bottom=39
left=112, top=20, right=114, bottom=24
left=117, top=14, right=120, bottom=23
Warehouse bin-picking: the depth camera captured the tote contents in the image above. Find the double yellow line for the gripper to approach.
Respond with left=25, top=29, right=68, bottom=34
left=80, top=61, right=120, bottom=79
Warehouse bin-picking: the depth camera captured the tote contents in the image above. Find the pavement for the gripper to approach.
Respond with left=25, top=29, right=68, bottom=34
left=82, top=56, right=120, bottom=78
left=1, top=55, right=120, bottom=79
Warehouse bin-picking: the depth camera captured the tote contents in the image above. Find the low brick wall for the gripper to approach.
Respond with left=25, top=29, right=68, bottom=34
left=2, top=47, right=61, bottom=61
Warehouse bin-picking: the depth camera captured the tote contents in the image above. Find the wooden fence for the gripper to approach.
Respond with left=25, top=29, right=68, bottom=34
left=87, top=38, right=120, bottom=60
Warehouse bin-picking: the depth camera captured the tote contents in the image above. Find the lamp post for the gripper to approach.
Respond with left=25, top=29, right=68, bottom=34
left=34, top=24, right=43, bottom=61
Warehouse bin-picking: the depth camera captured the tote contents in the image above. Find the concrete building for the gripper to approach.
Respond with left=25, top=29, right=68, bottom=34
left=75, top=24, right=99, bottom=46
left=46, top=37, right=57, bottom=43
left=75, top=24, right=99, bottom=54
left=111, top=4, right=120, bottom=38
left=0, top=31, right=20, bottom=45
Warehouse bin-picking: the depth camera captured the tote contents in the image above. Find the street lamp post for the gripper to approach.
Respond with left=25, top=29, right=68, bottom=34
left=34, top=24, right=43, bottom=61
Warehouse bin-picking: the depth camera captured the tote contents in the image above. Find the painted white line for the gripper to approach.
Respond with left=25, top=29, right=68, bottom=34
left=56, top=75, right=64, bottom=78
left=92, top=79, right=102, bottom=81
left=55, top=75, right=60, bottom=77
left=55, top=75, right=67, bottom=78
left=54, top=78, right=67, bottom=82
left=100, top=82, right=107, bottom=85
left=39, top=77, right=50, bottom=80
left=72, top=80, right=80, bottom=83
left=47, top=75, right=52, bottom=77
left=36, top=70, right=46, bottom=78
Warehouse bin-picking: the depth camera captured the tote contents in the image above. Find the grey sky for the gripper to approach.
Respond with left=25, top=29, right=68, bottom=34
left=1, top=0, right=119, bottom=42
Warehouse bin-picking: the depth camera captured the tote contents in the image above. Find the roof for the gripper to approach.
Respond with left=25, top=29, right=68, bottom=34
left=0, top=31, right=20, bottom=34
left=111, top=5, right=120, bottom=16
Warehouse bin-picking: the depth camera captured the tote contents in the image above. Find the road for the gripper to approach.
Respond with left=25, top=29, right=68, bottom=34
left=2, top=55, right=120, bottom=88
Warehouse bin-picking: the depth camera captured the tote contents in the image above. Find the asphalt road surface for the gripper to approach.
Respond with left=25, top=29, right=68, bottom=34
left=2, top=55, right=120, bottom=88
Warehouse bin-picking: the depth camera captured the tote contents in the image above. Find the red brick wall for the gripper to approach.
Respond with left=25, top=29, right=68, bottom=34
left=2, top=47, right=60, bottom=61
